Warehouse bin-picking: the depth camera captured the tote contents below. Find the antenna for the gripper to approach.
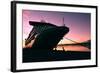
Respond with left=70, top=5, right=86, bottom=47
left=62, top=17, right=65, bottom=26
left=61, top=17, right=66, bottom=50
left=41, top=16, right=46, bottom=23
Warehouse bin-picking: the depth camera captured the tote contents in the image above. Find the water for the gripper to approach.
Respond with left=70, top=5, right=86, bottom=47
left=55, top=45, right=90, bottom=52
left=23, top=45, right=91, bottom=62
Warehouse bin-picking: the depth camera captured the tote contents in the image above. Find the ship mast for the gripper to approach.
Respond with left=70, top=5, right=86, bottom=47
left=62, top=17, right=65, bottom=51
left=63, top=17, right=65, bottom=26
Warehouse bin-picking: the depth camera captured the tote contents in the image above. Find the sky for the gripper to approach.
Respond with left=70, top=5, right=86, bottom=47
left=22, top=10, right=91, bottom=45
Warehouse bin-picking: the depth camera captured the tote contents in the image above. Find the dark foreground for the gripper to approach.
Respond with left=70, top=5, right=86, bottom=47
left=23, top=48, right=90, bottom=63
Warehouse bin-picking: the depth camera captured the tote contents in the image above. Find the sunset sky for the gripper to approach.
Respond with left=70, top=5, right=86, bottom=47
left=22, top=10, right=91, bottom=46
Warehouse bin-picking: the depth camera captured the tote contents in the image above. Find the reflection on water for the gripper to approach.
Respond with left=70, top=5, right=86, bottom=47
left=54, top=45, right=90, bottom=52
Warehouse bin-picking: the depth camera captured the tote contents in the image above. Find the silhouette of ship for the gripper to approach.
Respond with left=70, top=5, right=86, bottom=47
left=23, top=20, right=90, bottom=62
left=25, top=20, right=69, bottom=51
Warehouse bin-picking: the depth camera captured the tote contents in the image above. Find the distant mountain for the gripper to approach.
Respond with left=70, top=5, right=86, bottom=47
left=80, top=40, right=91, bottom=49
left=82, top=40, right=91, bottom=43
